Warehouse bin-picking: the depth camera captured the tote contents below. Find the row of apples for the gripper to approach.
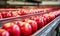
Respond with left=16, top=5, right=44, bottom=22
left=0, top=8, right=58, bottom=19
left=0, top=10, right=60, bottom=36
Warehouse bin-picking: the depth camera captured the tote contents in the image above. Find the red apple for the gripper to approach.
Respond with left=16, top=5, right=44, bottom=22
left=6, top=12, right=12, bottom=18
left=48, top=12, right=55, bottom=21
left=11, top=11, right=19, bottom=17
left=1, top=12, right=12, bottom=18
left=2, top=23, right=20, bottom=36
left=0, top=29, right=10, bottom=36
left=30, top=16, right=36, bottom=20
left=36, top=15, right=47, bottom=25
left=54, top=11, right=60, bottom=17
left=39, top=9, right=44, bottom=12
left=14, top=21, right=32, bottom=36
left=35, top=17, right=45, bottom=29
left=30, top=16, right=44, bottom=29
left=1, top=12, right=7, bottom=18
left=43, top=14, right=50, bottom=23
left=17, top=10, right=26, bottom=15
left=23, top=19, right=37, bottom=33
left=41, top=16, right=47, bottom=25
left=0, top=13, right=2, bottom=19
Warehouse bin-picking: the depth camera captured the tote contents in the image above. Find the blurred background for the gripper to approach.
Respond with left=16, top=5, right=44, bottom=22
left=0, top=0, right=60, bottom=8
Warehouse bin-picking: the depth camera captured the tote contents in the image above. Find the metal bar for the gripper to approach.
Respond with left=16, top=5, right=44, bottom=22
left=0, top=12, right=45, bottom=21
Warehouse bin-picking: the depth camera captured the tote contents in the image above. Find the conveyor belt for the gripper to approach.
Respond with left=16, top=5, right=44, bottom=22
left=32, top=16, right=60, bottom=36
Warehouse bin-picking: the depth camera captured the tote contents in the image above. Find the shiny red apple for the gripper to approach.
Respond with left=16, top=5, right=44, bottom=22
left=14, top=21, right=32, bottom=36
left=41, top=16, right=47, bottom=25
left=36, top=17, right=45, bottom=29
left=30, top=16, right=36, bottom=20
left=30, top=16, right=44, bottom=29
left=1, top=12, right=7, bottom=18
left=23, top=19, right=37, bottom=33
left=43, top=14, right=50, bottom=23
left=48, top=12, right=55, bottom=21
left=17, top=10, right=26, bottom=15
left=6, top=12, right=12, bottom=18
left=2, top=23, right=20, bottom=36
left=54, top=11, right=60, bottom=17
left=0, top=29, right=10, bottom=36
